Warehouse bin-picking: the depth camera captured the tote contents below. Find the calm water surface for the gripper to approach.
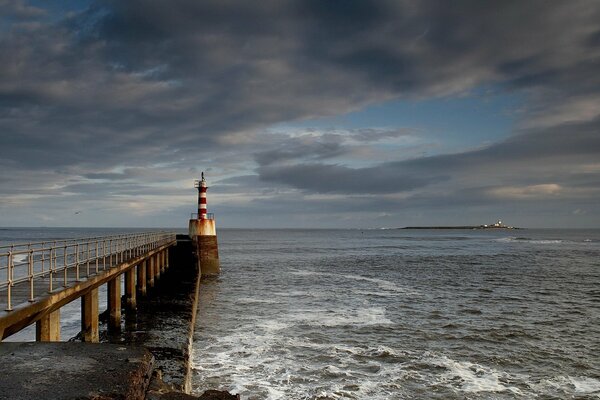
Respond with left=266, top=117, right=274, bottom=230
left=192, top=229, right=600, bottom=399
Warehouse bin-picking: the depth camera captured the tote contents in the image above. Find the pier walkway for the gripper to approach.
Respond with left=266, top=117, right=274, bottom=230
left=0, top=232, right=176, bottom=341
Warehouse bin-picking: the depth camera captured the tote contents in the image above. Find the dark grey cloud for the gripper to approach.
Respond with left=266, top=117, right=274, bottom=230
left=259, top=117, right=600, bottom=196
left=1, top=1, right=599, bottom=226
left=0, top=0, right=45, bottom=20
left=259, top=163, right=448, bottom=194
left=1, top=0, right=598, bottom=171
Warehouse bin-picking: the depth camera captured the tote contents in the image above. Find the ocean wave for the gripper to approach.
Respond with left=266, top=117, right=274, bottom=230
left=285, top=306, right=393, bottom=328
left=237, top=296, right=279, bottom=304
left=290, top=269, right=421, bottom=296
left=429, top=355, right=523, bottom=394
left=569, top=376, right=600, bottom=395
left=494, top=237, right=564, bottom=244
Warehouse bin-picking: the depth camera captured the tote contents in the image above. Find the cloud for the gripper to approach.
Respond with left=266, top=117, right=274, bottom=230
left=0, top=0, right=46, bottom=20
left=0, top=1, right=599, bottom=226
left=258, top=163, right=448, bottom=194
left=487, top=184, right=563, bottom=199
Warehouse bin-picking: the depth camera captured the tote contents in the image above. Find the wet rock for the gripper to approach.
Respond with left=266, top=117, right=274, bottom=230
left=146, top=370, right=239, bottom=400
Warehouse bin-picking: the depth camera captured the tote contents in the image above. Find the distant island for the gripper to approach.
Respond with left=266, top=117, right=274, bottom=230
left=401, top=220, right=521, bottom=230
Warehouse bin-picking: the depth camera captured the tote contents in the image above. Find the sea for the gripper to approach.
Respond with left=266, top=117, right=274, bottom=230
left=1, top=228, right=599, bottom=399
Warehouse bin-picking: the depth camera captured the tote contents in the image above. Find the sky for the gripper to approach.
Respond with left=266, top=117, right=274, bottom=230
left=1, top=0, right=600, bottom=228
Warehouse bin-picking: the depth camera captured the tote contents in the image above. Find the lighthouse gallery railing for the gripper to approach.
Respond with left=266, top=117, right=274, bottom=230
left=0, top=231, right=176, bottom=311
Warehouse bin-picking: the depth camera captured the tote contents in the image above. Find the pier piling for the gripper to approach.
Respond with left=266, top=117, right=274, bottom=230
left=108, top=275, right=121, bottom=332
left=125, top=267, right=136, bottom=310
left=82, top=287, right=99, bottom=343
left=36, top=308, right=60, bottom=342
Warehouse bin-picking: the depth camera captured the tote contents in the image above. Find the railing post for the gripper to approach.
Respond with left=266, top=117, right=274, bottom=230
left=86, top=241, right=90, bottom=277
left=63, top=246, right=68, bottom=287
left=5, top=252, right=13, bottom=311
left=28, top=250, right=34, bottom=302
left=95, top=241, right=99, bottom=273
left=75, top=243, right=80, bottom=281
left=48, top=248, right=54, bottom=293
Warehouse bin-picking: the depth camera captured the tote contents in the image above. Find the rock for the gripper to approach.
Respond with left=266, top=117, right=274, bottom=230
left=146, top=370, right=240, bottom=400
left=198, top=390, right=240, bottom=400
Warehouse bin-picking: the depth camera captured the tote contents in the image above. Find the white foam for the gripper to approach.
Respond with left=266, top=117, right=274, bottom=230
left=494, top=237, right=564, bottom=245
left=192, top=321, right=407, bottom=400
left=430, top=355, right=522, bottom=394
left=569, top=376, right=600, bottom=394
left=258, top=320, right=290, bottom=332
left=287, top=306, right=393, bottom=327
left=290, top=269, right=420, bottom=296
left=237, top=297, right=278, bottom=304
left=12, top=253, right=28, bottom=264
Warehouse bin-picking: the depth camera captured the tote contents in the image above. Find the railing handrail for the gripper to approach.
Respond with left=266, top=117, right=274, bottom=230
left=0, top=231, right=174, bottom=251
left=0, top=231, right=177, bottom=311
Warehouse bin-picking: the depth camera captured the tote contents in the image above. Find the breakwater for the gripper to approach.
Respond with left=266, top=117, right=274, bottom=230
left=0, top=233, right=236, bottom=399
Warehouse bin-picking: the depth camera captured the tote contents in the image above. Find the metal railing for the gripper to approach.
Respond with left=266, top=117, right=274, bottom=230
left=0, top=231, right=176, bottom=311
left=190, top=213, right=215, bottom=220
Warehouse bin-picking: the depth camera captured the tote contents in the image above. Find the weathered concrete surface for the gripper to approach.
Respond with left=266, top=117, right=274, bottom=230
left=0, top=342, right=154, bottom=400
left=196, top=235, right=220, bottom=276
left=108, top=236, right=200, bottom=392
left=188, top=219, right=216, bottom=237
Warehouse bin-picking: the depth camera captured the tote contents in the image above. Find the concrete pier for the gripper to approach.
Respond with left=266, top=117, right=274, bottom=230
left=117, top=235, right=200, bottom=391
left=0, top=200, right=242, bottom=399
left=0, top=342, right=154, bottom=400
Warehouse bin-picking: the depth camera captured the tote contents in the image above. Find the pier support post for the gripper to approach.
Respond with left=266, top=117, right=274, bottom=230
left=108, top=275, right=121, bottom=331
left=36, top=309, right=60, bottom=342
left=137, top=261, right=147, bottom=296
left=125, top=267, right=136, bottom=310
left=147, top=256, right=155, bottom=288
left=154, top=254, right=161, bottom=281
left=81, top=288, right=99, bottom=343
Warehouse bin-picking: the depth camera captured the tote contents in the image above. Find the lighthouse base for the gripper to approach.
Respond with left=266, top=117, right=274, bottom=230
left=197, top=235, right=220, bottom=276
left=188, top=219, right=220, bottom=276
left=188, top=219, right=216, bottom=237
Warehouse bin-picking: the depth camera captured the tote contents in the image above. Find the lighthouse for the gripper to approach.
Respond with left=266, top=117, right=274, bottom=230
left=188, top=172, right=220, bottom=275
left=198, top=172, right=208, bottom=219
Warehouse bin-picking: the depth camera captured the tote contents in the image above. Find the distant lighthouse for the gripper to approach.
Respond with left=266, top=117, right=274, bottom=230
left=188, top=172, right=220, bottom=275
left=197, top=172, right=208, bottom=220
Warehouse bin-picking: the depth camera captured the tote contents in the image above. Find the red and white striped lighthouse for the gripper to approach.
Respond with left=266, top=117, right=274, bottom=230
left=197, top=172, right=208, bottom=220
left=189, top=171, right=220, bottom=275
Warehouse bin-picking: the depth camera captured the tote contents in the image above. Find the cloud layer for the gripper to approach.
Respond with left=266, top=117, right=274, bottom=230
left=1, top=1, right=599, bottom=227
